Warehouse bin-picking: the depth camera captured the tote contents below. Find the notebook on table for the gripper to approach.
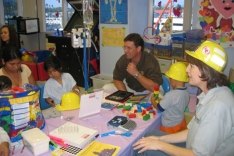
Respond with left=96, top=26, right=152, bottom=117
left=78, top=90, right=103, bottom=118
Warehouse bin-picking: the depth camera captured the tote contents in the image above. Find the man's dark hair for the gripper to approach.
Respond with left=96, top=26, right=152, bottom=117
left=124, top=33, right=144, bottom=51
left=186, top=55, right=228, bottom=90
left=44, top=55, right=62, bottom=72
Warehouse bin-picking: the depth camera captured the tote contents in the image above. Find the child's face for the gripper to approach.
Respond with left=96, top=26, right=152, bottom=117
left=47, top=68, right=62, bottom=80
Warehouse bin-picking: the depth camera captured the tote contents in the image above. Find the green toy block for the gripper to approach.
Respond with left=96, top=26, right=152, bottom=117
left=143, top=114, right=150, bottom=121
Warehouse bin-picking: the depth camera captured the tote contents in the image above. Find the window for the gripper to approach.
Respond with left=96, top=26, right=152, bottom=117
left=45, top=0, right=62, bottom=32
left=67, top=3, right=75, bottom=22
left=45, top=0, right=74, bottom=32
left=153, top=0, right=184, bottom=32
left=3, top=0, right=18, bottom=24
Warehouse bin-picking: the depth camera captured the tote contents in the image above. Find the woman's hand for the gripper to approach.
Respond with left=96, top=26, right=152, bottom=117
left=0, top=142, right=9, bottom=156
left=133, top=136, right=162, bottom=153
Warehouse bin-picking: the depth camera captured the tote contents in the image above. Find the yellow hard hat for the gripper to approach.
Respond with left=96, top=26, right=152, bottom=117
left=186, top=40, right=227, bottom=72
left=165, top=62, right=188, bottom=82
left=56, top=92, right=80, bottom=111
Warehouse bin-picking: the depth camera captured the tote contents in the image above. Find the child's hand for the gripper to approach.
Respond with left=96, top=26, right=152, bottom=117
left=150, top=96, right=159, bottom=109
left=72, top=87, right=80, bottom=95
left=47, top=98, right=56, bottom=107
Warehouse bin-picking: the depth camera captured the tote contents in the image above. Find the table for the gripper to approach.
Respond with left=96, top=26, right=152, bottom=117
left=12, top=107, right=161, bottom=156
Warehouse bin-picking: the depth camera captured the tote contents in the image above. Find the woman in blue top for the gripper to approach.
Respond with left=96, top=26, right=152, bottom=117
left=133, top=40, right=234, bottom=156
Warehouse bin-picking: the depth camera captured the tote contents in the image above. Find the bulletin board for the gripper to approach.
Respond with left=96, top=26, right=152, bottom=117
left=198, top=0, right=234, bottom=47
left=101, top=27, right=125, bottom=47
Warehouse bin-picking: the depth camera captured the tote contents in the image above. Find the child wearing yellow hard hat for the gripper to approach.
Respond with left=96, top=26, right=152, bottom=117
left=151, top=62, right=189, bottom=134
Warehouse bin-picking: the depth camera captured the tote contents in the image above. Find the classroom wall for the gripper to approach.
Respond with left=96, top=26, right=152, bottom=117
left=100, top=0, right=234, bottom=76
left=100, top=0, right=148, bottom=75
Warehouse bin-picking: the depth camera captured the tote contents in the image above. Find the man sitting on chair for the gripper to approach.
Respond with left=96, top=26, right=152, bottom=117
left=104, top=33, right=162, bottom=94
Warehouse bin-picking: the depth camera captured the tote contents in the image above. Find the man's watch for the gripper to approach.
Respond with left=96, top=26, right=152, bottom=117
left=134, top=72, right=140, bottom=79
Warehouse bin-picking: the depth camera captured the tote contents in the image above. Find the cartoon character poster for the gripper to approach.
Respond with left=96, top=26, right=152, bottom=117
left=198, top=0, right=234, bottom=47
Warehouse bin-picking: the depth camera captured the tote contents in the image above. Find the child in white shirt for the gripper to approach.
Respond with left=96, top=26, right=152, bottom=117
left=43, top=55, right=80, bottom=107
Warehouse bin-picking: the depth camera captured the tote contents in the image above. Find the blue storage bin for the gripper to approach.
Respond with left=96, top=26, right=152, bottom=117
left=172, top=37, right=185, bottom=58
left=184, top=40, right=201, bottom=51
left=33, top=50, right=52, bottom=63
left=154, top=45, right=172, bottom=57
left=171, top=32, right=186, bottom=38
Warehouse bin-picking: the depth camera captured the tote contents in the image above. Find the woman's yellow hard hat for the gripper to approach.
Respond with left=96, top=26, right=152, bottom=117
left=185, top=40, right=227, bottom=72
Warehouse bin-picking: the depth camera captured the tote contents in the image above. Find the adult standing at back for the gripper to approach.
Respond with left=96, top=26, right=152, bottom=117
left=113, top=33, right=162, bottom=93
left=0, top=25, right=19, bottom=49
left=0, top=25, right=19, bottom=67
left=0, top=46, right=35, bottom=87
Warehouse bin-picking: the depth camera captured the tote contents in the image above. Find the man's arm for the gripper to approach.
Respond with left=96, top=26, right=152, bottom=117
left=127, top=62, right=157, bottom=92
left=113, top=80, right=127, bottom=91
left=133, top=72, right=157, bottom=92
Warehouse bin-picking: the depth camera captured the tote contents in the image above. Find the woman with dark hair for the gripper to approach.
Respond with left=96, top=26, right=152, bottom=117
left=0, top=25, right=19, bottom=49
left=133, top=41, right=234, bottom=156
left=0, top=25, right=19, bottom=67
left=0, top=46, right=35, bottom=87
left=43, top=55, right=80, bottom=107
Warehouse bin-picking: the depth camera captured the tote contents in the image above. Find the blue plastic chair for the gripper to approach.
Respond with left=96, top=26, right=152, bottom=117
left=38, top=84, right=51, bottom=110
left=161, top=75, right=170, bottom=94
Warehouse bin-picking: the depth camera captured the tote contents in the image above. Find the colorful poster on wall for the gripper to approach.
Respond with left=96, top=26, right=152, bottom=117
left=101, top=27, right=125, bottom=47
left=198, top=0, right=234, bottom=47
left=100, top=0, right=128, bottom=24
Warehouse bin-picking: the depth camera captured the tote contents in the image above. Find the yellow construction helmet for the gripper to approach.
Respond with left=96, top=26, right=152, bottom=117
left=56, top=92, right=80, bottom=111
left=165, top=62, right=188, bottom=82
left=186, top=40, right=227, bottom=72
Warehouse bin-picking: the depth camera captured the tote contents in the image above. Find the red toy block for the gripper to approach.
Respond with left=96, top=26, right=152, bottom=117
left=122, top=109, right=129, bottom=115
left=146, top=106, right=153, bottom=111
left=128, top=113, right=136, bottom=118
left=142, top=109, right=147, bottom=116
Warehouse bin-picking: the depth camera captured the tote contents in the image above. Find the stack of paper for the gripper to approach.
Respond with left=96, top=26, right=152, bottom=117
left=11, top=102, right=29, bottom=129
